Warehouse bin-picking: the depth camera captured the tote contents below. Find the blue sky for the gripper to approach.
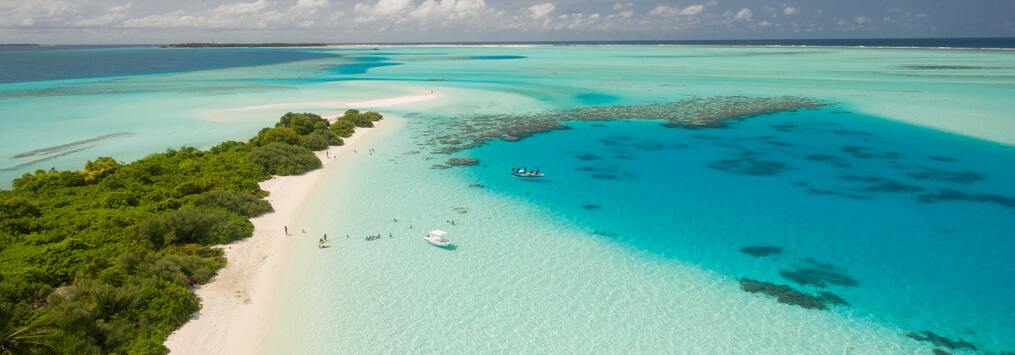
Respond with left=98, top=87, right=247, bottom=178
left=1, top=0, right=1013, bottom=44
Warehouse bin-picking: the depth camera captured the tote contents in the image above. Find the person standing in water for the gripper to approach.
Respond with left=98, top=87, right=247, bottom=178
left=323, top=233, right=327, bottom=241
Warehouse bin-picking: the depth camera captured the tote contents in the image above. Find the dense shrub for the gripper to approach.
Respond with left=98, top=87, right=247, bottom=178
left=193, top=190, right=272, bottom=217
left=302, top=132, right=330, bottom=151
left=82, top=157, right=121, bottom=184
left=250, top=127, right=303, bottom=146
left=304, top=129, right=343, bottom=150
left=329, top=119, right=355, bottom=138
left=276, top=112, right=329, bottom=135
left=337, top=109, right=374, bottom=128
left=138, top=207, right=253, bottom=247
left=248, top=142, right=321, bottom=176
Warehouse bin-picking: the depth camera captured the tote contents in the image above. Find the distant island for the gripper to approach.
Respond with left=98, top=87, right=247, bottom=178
left=164, top=43, right=327, bottom=48
left=0, top=44, right=40, bottom=47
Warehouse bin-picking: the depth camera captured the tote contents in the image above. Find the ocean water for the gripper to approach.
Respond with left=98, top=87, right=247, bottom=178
left=0, top=45, right=333, bottom=84
left=263, top=109, right=1014, bottom=354
left=2, top=44, right=1015, bottom=353
left=4, top=45, right=1015, bottom=183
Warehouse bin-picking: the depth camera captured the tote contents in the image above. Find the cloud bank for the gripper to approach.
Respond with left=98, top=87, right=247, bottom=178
left=0, top=0, right=1011, bottom=44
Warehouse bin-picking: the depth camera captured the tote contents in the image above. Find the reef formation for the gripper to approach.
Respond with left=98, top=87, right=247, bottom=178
left=419, top=96, right=825, bottom=154
left=738, top=278, right=848, bottom=310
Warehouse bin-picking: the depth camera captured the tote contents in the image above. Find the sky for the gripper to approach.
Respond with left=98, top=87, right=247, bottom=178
left=1, top=0, right=1013, bottom=44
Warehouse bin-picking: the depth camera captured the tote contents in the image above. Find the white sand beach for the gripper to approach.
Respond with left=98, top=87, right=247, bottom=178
left=228, top=92, right=440, bottom=112
left=164, top=115, right=393, bottom=355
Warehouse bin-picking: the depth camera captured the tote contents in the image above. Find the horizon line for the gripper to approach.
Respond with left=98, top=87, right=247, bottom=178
left=5, top=36, right=1015, bottom=47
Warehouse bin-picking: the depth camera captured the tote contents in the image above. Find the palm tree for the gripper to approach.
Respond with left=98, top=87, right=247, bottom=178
left=0, top=316, right=56, bottom=355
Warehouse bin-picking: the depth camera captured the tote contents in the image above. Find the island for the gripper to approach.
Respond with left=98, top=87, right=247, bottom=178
left=163, top=43, right=328, bottom=48
left=0, top=110, right=382, bottom=354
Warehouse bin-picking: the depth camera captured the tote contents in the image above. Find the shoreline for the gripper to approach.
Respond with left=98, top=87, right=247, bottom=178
left=164, top=116, right=394, bottom=354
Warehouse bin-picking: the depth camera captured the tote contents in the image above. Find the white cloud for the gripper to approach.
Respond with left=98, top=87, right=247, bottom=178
left=680, top=4, right=704, bottom=15
left=355, top=0, right=413, bottom=17
left=409, top=0, right=487, bottom=20
left=734, top=8, right=752, bottom=22
left=649, top=4, right=704, bottom=17
left=527, top=2, right=556, bottom=20
left=109, top=3, right=133, bottom=13
left=854, top=16, right=870, bottom=25
left=783, top=6, right=797, bottom=16
left=72, top=2, right=133, bottom=27
left=122, top=0, right=335, bottom=30
left=553, top=12, right=601, bottom=30
left=295, top=0, right=329, bottom=10
left=214, top=0, right=271, bottom=15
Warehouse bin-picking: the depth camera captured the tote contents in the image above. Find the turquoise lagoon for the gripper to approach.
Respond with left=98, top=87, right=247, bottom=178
left=2, top=45, right=1015, bottom=353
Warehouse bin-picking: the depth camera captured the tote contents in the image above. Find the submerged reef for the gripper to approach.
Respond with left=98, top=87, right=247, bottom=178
left=709, top=154, right=791, bottom=176
left=918, top=189, right=1015, bottom=208
left=3, top=132, right=133, bottom=172
left=10, top=132, right=132, bottom=159
left=573, top=153, right=602, bottom=161
left=431, top=157, right=479, bottom=169
left=419, top=96, right=824, bottom=154
left=740, top=245, right=783, bottom=257
left=839, top=175, right=924, bottom=193
left=806, top=154, right=852, bottom=168
left=905, top=166, right=984, bottom=184
left=779, top=267, right=859, bottom=288
left=739, top=278, right=847, bottom=311
left=906, top=331, right=977, bottom=351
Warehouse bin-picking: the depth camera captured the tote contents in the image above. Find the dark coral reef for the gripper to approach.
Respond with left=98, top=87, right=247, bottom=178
left=418, top=96, right=825, bottom=154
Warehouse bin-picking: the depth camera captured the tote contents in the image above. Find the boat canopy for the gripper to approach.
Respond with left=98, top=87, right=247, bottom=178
left=428, top=230, right=447, bottom=237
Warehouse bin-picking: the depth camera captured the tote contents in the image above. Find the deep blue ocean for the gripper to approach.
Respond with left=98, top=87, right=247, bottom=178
left=0, top=46, right=332, bottom=84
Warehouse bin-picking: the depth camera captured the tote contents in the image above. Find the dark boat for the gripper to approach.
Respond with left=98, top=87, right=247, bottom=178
left=511, top=168, right=544, bottom=178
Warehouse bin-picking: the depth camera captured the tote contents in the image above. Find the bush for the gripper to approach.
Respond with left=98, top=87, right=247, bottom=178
left=276, top=112, right=329, bottom=135
left=248, top=143, right=321, bottom=176
left=329, top=119, right=355, bottom=138
left=303, top=133, right=330, bottom=151
left=363, top=111, right=383, bottom=122
left=83, top=157, right=121, bottom=184
left=193, top=191, right=272, bottom=217
left=138, top=207, right=252, bottom=247
left=250, top=127, right=303, bottom=147
left=338, top=109, right=374, bottom=128
left=306, top=129, right=343, bottom=150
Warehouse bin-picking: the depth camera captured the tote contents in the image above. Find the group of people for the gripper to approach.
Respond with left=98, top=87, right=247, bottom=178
left=284, top=214, right=453, bottom=249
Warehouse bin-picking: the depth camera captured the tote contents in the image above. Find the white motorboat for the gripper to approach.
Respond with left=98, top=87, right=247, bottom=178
left=424, top=230, right=451, bottom=247
left=511, top=167, right=544, bottom=178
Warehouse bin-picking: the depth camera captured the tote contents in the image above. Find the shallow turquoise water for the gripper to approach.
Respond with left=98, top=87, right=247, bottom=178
left=2, top=45, right=1015, bottom=353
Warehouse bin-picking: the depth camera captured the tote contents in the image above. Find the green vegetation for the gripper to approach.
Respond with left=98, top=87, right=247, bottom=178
left=336, top=109, right=383, bottom=129
left=0, top=111, right=374, bottom=354
left=249, top=143, right=321, bottom=175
